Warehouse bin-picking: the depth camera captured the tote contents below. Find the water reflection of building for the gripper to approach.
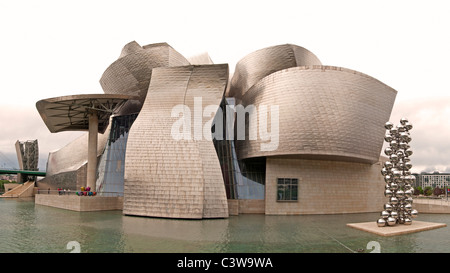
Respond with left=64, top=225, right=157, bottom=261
left=36, top=42, right=397, bottom=218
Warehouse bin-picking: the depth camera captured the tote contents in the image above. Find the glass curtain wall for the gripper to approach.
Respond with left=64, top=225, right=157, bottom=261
left=213, top=98, right=265, bottom=200
left=96, top=113, right=138, bottom=196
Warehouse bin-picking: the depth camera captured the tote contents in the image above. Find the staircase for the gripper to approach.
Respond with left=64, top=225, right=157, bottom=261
left=1, top=181, right=35, bottom=198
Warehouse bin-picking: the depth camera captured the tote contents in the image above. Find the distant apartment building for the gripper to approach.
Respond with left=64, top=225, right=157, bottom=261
left=0, top=174, right=17, bottom=181
left=420, top=172, right=450, bottom=188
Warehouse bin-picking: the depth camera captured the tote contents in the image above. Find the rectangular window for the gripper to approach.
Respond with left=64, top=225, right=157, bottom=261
left=277, top=178, right=298, bottom=201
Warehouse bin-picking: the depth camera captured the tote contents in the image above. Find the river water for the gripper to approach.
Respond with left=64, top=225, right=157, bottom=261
left=1, top=197, right=449, bottom=253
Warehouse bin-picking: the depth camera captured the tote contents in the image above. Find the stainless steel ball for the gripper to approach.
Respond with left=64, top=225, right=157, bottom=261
left=390, top=154, right=399, bottom=162
left=404, top=122, right=413, bottom=131
left=381, top=210, right=390, bottom=219
left=399, top=142, right=408, bottom=149
left=385, top=122, right=394, bottom=130
left=400, top=118, right=409, bottom=125
left=390, top=127, right=399, bottom=135
left=384, top=189, right=393, bottom=198
left=399, top=132, right=409, bottom=141
left=384, top=161, right=393, bottom=169
left=405, top=204, right=412, bottom=211
left=377, top=218, right=387, bottom=227
left=390, top=183, right=399, bottom=191
left=405, top=149, right=413, bottom=156
left=396, top=190, right=405, bottom=198
left=387, top=217, right=397, bottom=226
left=390, top=197, right=399, bottom=205
left=384, top=147, right=393, bottom=156
left=404, top=218, right=412, bottom=225
left=392, top=170, right=401, bottom=178
left=405, top=189, right=413, bottom=197
left=390, top=211, right=399, bottom=219
left=384, top=203, right=393, bottom=212
left=384, top=134, right=393, bottom=142
left=411, top=209, right=418, bottom=218
left=384, top=175, right=392, bottom=183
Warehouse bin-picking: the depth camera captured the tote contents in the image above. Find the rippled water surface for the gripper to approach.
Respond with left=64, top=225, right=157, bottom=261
left=1, top=198, right=450, bottom=253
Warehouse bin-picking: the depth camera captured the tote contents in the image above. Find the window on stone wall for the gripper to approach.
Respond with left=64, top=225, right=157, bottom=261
left=277, top=178, right=298, bottom=201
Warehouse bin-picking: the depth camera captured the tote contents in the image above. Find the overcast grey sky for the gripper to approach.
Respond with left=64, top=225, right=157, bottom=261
left=0, top=0, right=449, bottom=173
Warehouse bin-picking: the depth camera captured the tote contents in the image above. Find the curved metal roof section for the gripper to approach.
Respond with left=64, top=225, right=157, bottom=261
left=36, top=94, right=137, bottom=134
left=235, top=65, right=397, bottom=164
left=99, top=41, right=190, bottom=109
left=228, top=44, right=322, bottom=98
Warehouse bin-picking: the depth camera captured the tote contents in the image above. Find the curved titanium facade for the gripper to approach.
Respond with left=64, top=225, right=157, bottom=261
left=123, top=64, right=229, bottom=219
left=235, top=65, right=397, bottom=164
left=37, top=41, right=398, bottom=216
left=37, top=124, right=111, bottom=190
left=99, top=41, right=190, bottom=114
left=227, top=44, right=321, bottom=98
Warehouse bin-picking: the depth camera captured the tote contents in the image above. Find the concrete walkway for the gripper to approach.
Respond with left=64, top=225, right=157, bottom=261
left=414, top=198, right=450, bottom=213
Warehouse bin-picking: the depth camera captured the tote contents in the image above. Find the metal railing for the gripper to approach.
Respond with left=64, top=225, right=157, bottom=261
left=36, top=189, right=122, bottom=197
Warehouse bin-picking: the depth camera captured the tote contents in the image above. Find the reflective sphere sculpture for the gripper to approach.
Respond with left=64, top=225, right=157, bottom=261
left=396, top=190, right=405, bottom=198
left=400, top=118, right=408, bottom=125
left=377, top=118, right=417, bottom=227
left=384, top=189, right=393, bottom=198
left=404, top=204, right=412, bottom=212
left=385, top=122, right=394, bottom=130
left=404, top=218, right=412, bottom=225
left=390, top=211, right=398, bottom=219
left=377, top=218, right=386, bottom=227
left=384, top=203, right=393, bottom=212
left=387, top=217, right=397, bottom=226
left=390, top=197, right=399, bottom=205
left=404, top=122, right=413, bottom=130
left=390, top=183, right=399, bottom=191
left=384, top=147, right=393, bottom=156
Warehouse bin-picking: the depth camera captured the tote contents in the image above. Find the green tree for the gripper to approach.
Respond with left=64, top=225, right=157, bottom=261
left=414, top=186, right=423, bottom=195
left=424, top=186, right=433, bottom=196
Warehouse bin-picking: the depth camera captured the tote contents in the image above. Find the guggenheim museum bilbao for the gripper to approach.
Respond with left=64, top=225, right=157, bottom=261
left=35, top=41, right=397, bottom=219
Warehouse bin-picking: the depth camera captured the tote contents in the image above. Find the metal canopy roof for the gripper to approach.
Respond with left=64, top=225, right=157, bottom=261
left=36, top=94, right=138, bottom=133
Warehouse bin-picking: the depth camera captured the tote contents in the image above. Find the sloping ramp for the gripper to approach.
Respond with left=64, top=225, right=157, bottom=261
left=1, top=181, right=35, bottom=198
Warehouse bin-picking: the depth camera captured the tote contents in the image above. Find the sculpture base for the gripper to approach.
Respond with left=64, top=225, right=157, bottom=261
left=347, top=220, right=446, bottom=236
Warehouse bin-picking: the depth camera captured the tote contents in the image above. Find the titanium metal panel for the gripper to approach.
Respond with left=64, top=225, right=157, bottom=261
left=45, top=123, right=111, bottom=177
left=99, top=41, right=190, bottom=114
left=227, top=44, right=321, bottom=98
left=235, top=66, right=397, bottom=164
left=123, top=64, right=229, bottom=219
